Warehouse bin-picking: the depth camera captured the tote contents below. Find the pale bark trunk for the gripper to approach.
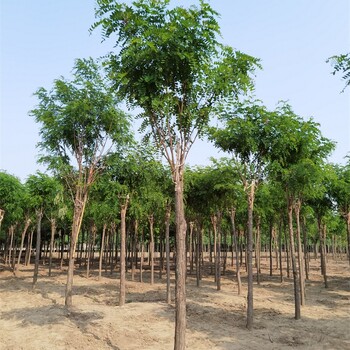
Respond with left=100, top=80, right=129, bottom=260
left=33, top=209, right=43, bottom=288
left=149, top=215, right=154, bottom=285
left=246, top=181, right=255, bottom=330
left=318, top=218, right=328, bottom=288
left=165, top=206, right=171, bottom=304
left=65, top=191, right=88, bottom=307
left=119, top=197, right=129, bottom=306
left=346, top=213, right=350, bottom=265
left=48, top=219, right=56, bottom=277
left=16, top=218, right=31, bottom=271
left=294, top=200, right=305, bottom=305
left=174, top=164, right=187, bottom=350
left=230, top=208, right=241, bottom=295
left=256, top=216, right=261, bottom=285
left=98, top=224, right=107, bottom=280
left=288, top=198, right=301, bottom=320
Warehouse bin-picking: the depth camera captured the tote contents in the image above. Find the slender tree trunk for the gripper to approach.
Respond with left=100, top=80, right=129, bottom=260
left=216, top=212, right=222, bottom=291
left=33, top=209, right=43, bottom=288
left=48, top=218, right=56, bottom=277
left=65, top=191, right=88, bottom=307
left=302, top=216, right=309, bottom=280
left=269, top=221, right=273, bottom=277
left=140, top=229, right=144, bottom=283
left=278, top=220, right=283, bottom=283
left=287, top=197, right=301, bottom=320
left=294, top=199, right=305, bottom=305
left=256, top=216, right=261, bottom=285
left=98, top=223, right=107, bottom=280
left=174, top=163, right=187, bottom=350
left=7, top=225, right=15, bottom=266
left=230, top=208, right=241, bottom=295
left=119, top=196, right=129, bottom=306
left=149, top=215, right=155, bottom=285
left=131, top=220, right=138, bottom=281
left=246, top=180, right=255, bottom=330
left=165, top=206, right=171, bottom=304
left=189, top=222, right=194, bottom=275
left=16, top=218, right=31, bottom=272
left=318, top=218, right=328, bottom=288
left=346, top=213, right=350, bottom=265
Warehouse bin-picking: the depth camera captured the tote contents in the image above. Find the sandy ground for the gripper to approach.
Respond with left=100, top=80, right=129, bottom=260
left=0, top=255, right=349, bottom=350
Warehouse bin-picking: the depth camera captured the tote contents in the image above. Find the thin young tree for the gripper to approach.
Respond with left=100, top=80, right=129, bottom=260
left=93, top=2, right=259, bottom=347
left=31, top=58, right=131, bottom=306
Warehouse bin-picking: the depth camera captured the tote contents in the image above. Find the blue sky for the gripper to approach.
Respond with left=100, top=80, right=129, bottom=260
left=1, top=0, right=349, bottom=181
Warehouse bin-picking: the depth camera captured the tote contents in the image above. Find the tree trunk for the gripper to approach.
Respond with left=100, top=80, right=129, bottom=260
left=33, top=209, right=43, bottom=288
left=230, top=208, right=241, bottom=295
left=98, top=223, right=107, bottom=280
left=287, top=197, right=301, bottom=320
left=256, top=216, right=261, bottom=285
left=294, top=199, right=305, bottom=305
left=246, top=181, right=255, bottom=330
left=165, top=206, right=171, bottom=304
left=48, top=218, right=56, bottom=277
left=119, top=197, right=129, bottom=306
left=174, top=163, right=187, bottom=350
left=346, top=213, right=350, bottom=265
left=16, top=218, right=31, bottom=272
left=269, top=221, right=273, bottom=277
left=65, top=191, right=88, bottom=307
left=216, top=212, right=222, bottom=291
left=318, top=218, right=328, bottom=288
left=149, top=214, right=155, bottom=285
left=302, top=216, right=309, bottom=280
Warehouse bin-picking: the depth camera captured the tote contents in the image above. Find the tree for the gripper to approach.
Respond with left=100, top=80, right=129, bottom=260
left=209, top=101, right=275, bottom=330
left=267, top=103, right=335, bottom=319
left=31, top=58, right=131, bottom=306
left=93, top=1, right=259, bottom=347
left=0, top=172, right=26, bottom=266
left=331, top=161, right=350, bottom=264
left=327, top=53, right=350, bottom=92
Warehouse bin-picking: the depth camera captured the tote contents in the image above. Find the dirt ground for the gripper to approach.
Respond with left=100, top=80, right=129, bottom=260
left=0, top=255, right=349, bottom=350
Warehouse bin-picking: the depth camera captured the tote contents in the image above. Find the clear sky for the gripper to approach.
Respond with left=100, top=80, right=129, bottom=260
left=1, top=0, right=349, bottom=181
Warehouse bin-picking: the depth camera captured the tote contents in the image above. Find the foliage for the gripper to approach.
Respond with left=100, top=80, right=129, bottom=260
left=30, top=57, right=132, bottom=188
left=327, top=53, right=350, bottom=92
left=92, top=0, right=260, bottom=169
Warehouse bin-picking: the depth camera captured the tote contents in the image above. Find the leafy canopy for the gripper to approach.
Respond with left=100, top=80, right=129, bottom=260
left=30, top=58, right=132, bottom=177
left=92, top=0, right=260, bottom=167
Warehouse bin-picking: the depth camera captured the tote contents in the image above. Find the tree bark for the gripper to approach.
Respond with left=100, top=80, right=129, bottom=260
left=165, top=206, right=171, bottom=304
left=98, top=223, right=107, bottom=280
left=230, top=208, right=241, bottom=295
left=48, top=218, right=56, bottom=277
left=246, top=180, right=255, bottom=330
left=287, top=197, right=301, bottom=320
left=294, top=199, right=305, bottom=305
left=119, top=197, right=129, bottom=306
left=65, top=191, right=88, bottom=307
left=16, top=218, right=31, bottom=272
left=33, top=209, right=43, bottom=289
left=174, top=163, right=187, bottom=350
left=318, top=218, right=328, bottom=288
left=149, top=214, right=155, bottom=285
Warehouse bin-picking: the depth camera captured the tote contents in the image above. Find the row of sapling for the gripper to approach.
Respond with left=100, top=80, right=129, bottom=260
left=0, top=1, right=348, bottom=349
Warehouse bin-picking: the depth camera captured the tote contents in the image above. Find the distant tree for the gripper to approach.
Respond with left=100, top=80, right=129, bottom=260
left=93, top=1, right=259, bottom=347
left=267, top=103, right=334, bottom=319
left=331, top=160, right=350, bottom=264
left=31, top=58, right=131, bottom=306
left=327, top=53, right=350, bottom=92
left=209, top=101, right=275, bottom=330
left=0, top=172, right=25, bottom=265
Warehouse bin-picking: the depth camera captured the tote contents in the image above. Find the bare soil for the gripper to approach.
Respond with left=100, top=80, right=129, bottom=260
left=0, top=256, right=349, bottom=349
